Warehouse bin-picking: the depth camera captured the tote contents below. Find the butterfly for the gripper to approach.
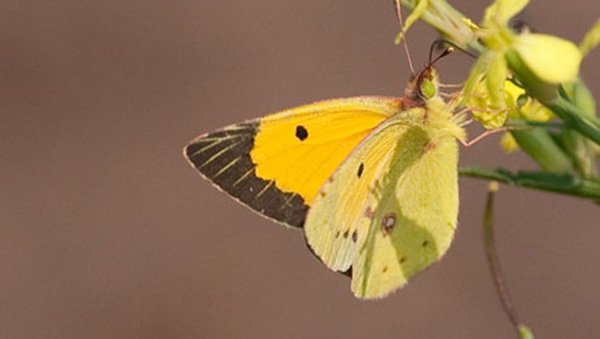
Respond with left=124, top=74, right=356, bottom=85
left=184, top=62, right=466, bottom=299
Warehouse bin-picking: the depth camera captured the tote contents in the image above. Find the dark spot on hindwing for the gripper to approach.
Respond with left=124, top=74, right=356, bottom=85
left=364, top=207, right=374, bottom=219
left=295, top=125, right=308, bottom=141
left=352, top=230, right=358, bottom=242
left=381, top=212, right=397, bottom=236
left=400, top=257, right=407, bottom=264
left=422, top=240, right=429, bottom=247
left=185, top=122, right=309, bottom=228
left=426, top=141, right=437, bottom=151
left=357, top=163, right=364, bottom=178
left=343, top=229, right=350, bottom=239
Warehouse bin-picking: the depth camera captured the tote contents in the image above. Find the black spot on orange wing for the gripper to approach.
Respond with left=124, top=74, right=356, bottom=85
left=357, top=163, right=364, bottom=178
left=295, top=125, right=308, bottom=141
left=185, top=122, right=308, bottom=227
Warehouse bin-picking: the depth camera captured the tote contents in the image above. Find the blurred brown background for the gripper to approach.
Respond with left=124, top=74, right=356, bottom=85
left=1, top=1, right=599, bottom=338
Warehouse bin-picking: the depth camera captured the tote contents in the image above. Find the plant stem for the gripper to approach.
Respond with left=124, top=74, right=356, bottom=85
left=542, top=96, right=600, bottom=145
left=505, top=120, right=567, bottom=130
left=459, top=166, right=600, bottom=201
left=483, top=183, right=534, bottom=339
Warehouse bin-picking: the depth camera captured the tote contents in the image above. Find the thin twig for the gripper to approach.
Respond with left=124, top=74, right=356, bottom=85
left=483, top=183, right=534, bottom=339
left=393, top=0, right=415, bottom=75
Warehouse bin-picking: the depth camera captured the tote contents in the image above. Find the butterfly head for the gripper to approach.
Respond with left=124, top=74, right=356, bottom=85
left=402, top=65, right=439, bottom=109
left=402, top=42, right=463, bottom=110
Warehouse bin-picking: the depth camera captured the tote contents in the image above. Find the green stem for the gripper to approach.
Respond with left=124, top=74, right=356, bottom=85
left=542, top=96, right=600, bottom=145
left=483, top=184, right=534, bottom=339
left=505, top=120, right=566, bottom=130
left=459, top=167, right=600, bottom=201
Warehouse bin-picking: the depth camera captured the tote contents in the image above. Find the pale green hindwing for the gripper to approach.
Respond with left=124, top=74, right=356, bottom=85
left=304, top=105, right=460, bottom=299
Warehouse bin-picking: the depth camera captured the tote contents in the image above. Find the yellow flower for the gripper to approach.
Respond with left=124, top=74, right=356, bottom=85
left=508, top=33, right=582, bottom=84
left=461, top=0, right=527, bottom=129
left=504, top=80, right=553, bottom=122
left=500, top=80, right=555, bottom=153
left=463, top=0, right=582, bottom=128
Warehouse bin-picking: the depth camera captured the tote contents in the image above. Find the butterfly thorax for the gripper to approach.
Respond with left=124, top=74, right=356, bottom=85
left=396, top=100, right=464, bottom=145
left=401, top=66, right=466, bottom=143
left=424, top=97, right=466, bottom=143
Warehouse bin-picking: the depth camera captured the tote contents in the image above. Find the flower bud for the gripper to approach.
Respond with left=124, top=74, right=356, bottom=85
left=508, top=33, right=582, bottom=84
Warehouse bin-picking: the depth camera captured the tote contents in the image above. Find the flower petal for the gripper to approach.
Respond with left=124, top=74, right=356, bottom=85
left=511, top=33, right=582, bottom=84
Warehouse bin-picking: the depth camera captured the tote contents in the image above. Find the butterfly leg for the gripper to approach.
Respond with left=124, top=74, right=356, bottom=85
left=438, top=82, right=464, bottom=89
left=460, top=127, right=508, bottom=147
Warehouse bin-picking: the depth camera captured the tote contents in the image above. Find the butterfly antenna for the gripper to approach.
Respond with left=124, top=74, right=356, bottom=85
left=428, top=39, right=478, bottom=65
left=394, top=0, right=416, bottom=75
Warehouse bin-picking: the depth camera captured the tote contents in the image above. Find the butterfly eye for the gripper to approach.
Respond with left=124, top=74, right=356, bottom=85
left=419, top=78, right=437, bottom=99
